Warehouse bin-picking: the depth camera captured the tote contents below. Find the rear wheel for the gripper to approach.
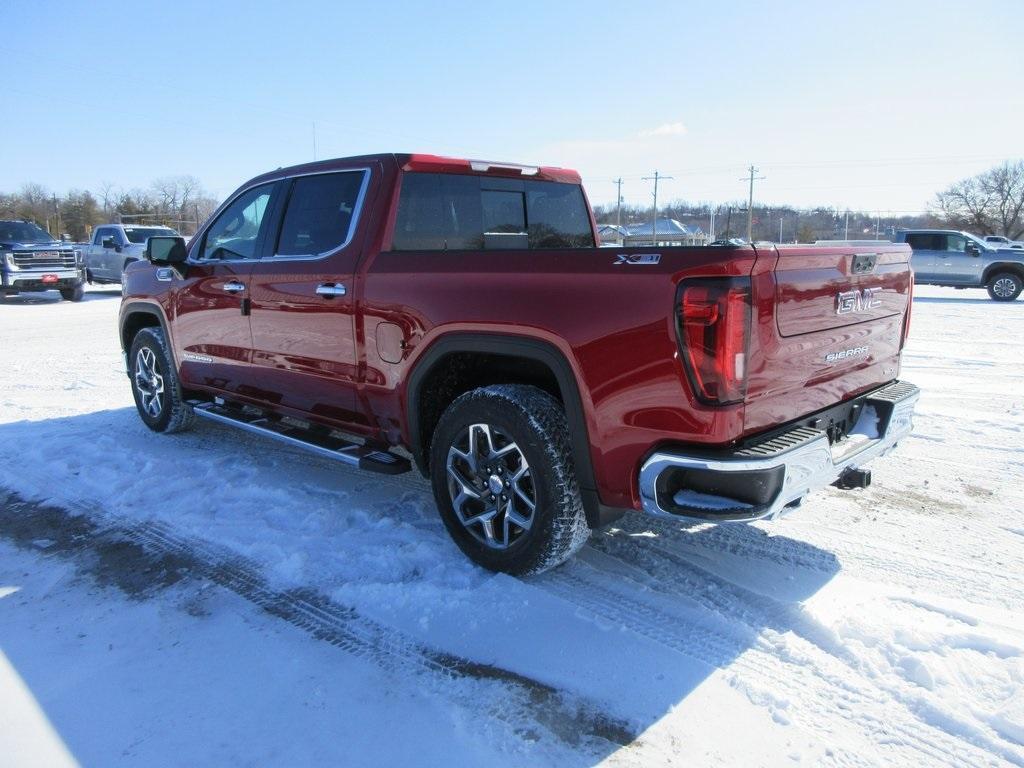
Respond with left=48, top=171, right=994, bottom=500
left=129, top=327, right=195, bottom=433
left=60, top=284, right=85, bottom=302
left=987, top=272, right=1022, bottom=301
left=429, top=384, right=590, bottom=575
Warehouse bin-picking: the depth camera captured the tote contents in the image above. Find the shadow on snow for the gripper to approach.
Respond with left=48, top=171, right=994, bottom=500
left=0, top=407, right=840, bottom=764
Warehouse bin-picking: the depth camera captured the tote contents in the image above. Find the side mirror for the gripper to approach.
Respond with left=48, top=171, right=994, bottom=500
left=102, top=237, right=115, bottom=249
left=146, top=236, right=188, bottom=265
left=966, top=242, right=981, bottom=256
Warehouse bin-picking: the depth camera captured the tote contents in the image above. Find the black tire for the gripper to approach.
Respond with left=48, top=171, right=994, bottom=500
left=987, top=272, right=1022, bottom=301
left=429, top=384, right=590, bottom=575
left=60, top=284, right=85, bottom=302
left=128, top=327, right=195, bottom=433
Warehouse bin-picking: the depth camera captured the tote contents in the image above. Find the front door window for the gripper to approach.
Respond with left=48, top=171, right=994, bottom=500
left=200, top=184, right=273, bottom=261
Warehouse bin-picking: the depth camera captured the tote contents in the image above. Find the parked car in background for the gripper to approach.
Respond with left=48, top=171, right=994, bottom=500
left=119, top=152, right=919, bottom=575
left=82, top=224, right=179, bottom=284
left=983, top=235, right=1024, bottom=250
left=894, top=229, right=1023, bottom=301
left=0, top=220, right=86, bottom=301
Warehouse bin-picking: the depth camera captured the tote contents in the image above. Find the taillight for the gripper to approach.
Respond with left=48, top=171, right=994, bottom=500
left=677, top=278, right=752, bottom=405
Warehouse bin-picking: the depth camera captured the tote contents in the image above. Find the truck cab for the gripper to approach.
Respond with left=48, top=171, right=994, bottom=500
left=895, top=228, right=1023, bottom=300
left=83, top=224, right=179, bottom=284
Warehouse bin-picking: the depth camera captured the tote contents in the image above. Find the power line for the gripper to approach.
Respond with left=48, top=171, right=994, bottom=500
left=741, top=165, right=765, bottom=242
left=613, top=177, right=623, bottom=228
left=642, top=171, right=674, bottom=244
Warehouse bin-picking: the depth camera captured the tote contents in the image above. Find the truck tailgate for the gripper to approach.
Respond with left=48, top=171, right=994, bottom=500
left=743, top=243, right=912, bottom=436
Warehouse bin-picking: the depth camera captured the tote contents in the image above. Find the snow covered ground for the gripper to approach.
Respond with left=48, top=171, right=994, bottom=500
left=0, top=283, right=1022, bottom=767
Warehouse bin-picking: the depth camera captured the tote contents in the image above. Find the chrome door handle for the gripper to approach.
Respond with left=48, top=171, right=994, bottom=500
left=222, top=280, right=245, bottom=293
left=316, top=283, right=347, bottom=297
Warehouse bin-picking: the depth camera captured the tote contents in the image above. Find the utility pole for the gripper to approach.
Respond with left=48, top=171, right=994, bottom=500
left=613, top=178, right=623, bottom=228
left=740, top=165, right=765, bottom=242
left=779, top=217, right=784, bottom=244
left=709, top=208, right=715, bottom=241
left=642, top=171, right=673, bottom=245
left=844, top=210, right=850, bottom=240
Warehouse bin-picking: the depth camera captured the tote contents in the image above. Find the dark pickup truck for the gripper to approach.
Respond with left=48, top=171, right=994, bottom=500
left=1, top=220, right=86, bottom=301
left=119, top=153, right=919, bottom=574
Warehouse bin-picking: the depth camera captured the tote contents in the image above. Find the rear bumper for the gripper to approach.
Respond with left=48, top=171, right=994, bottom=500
left=638, top=380, right=920, bottom=521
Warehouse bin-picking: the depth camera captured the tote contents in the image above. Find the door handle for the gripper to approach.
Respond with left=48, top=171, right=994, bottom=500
left=316, top=283, right=347, bottom=298
left=222, top=280, right=245, bottom=293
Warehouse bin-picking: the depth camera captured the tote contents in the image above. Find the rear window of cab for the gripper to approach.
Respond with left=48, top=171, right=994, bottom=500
left=391, top=172, right=594, bottom=251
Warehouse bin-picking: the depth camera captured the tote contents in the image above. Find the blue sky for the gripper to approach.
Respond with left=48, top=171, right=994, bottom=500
left=3, top=0, right=1022, bottom=212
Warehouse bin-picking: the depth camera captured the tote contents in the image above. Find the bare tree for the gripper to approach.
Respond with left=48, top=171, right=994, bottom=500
left=934, top=161, right=1024, bottom=239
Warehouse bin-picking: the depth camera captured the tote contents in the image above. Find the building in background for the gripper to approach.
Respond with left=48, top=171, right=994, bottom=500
left=623, top=218, right=709, bottom=247
left=596, top=223, right=628, bottom=245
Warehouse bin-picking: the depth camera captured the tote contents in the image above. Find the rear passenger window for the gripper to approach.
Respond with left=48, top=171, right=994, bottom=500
left=391, top=172, right=595, bottom=251
left=906, top=233, right=940, bottom=250
left=276, top=171, right=366, bottom=256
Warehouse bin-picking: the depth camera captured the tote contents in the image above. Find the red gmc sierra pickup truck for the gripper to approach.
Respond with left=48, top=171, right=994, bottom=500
left=119, top=153, right=919, bottom=574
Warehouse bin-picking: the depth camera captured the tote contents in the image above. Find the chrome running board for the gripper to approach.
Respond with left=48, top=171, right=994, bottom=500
left=191, top=401, right=411, bottom=475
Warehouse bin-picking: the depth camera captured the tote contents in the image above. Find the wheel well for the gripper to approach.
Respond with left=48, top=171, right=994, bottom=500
left=121, top=310, right=161, bottom=352
left=415, top=351, right=561, bottom=468
left=983, top=263, right=1024, bottom=284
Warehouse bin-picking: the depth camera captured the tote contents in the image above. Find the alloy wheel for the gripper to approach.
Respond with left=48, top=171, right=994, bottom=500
left=446, top=423, right=536, bottom=549
left=134, top=347, right=165, bottom=419
left=993, top=277, right=1018, bottom=298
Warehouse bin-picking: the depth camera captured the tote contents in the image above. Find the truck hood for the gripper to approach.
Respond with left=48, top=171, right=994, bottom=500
left=0, top=240, right=64, bottom=249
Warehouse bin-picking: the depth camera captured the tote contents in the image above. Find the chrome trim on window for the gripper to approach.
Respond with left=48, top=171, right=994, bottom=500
left=270, top=168, right=371, bottom=262
left=188, top=167, right=372, bottom=266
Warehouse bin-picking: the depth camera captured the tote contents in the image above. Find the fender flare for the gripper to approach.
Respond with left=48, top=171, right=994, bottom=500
left=405, top=332, right=625, bottom=528
left=119, top=302, right=171, bottom=357
left=982, top=261, right=1024, bottom=285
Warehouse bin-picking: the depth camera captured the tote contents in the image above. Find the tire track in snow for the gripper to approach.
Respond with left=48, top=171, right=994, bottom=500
left=0, top=490, right=636, bottom=751
left=583, top=531, right=1024, bottom=766
left=615, top=512, right=1024, bottom=611
left=537, top=562, right=1013, bottom=767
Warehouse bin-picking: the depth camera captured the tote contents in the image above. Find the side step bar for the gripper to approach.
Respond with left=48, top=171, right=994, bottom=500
left=190, top=402, right=411, bottom=475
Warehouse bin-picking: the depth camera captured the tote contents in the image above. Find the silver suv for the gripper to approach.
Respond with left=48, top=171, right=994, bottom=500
left=895, top=229, right=1023, bottom=301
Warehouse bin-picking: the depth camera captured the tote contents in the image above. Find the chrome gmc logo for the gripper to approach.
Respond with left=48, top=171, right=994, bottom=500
left=836, top=287, right=882, bottom=315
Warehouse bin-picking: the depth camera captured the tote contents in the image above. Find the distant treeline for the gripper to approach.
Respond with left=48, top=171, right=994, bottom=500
left=3, top=160, right=1021, bottom=244
left=0, top=176, right=219, bottom=240
left=593, top=160, right=1024, bottom=243
left=591, top=201, right=938, bottom=243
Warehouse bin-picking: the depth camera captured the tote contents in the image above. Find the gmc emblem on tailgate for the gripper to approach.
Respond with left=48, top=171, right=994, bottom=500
left=836, top=287, right=882, bottom=315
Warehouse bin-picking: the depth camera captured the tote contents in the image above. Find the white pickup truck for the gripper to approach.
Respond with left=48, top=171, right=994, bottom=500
left=82, top=224, right=179, bottom=284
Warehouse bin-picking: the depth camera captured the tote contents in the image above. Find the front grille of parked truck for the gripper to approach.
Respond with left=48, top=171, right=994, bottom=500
left=11, top=249, right=78, bottom=269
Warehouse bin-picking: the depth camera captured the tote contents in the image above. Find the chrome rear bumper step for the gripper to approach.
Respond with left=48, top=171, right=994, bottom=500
left=638, top=380, right=920, bottom=521
left=191, top=402, right=411, bottom=475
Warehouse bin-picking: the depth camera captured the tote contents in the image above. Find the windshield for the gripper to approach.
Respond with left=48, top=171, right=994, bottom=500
left=123, top=227, right=178, bottom=244
left=0, top=221, right=54, bottom=243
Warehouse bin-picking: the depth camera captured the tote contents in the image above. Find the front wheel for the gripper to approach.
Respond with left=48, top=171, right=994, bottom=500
left=987, top=272, right=1022, bottom=301
left=60, top=284, right=85, bottom=302
left=429, top=384, right=590, bottom=575
left=129, top=327, right=195, bottom=433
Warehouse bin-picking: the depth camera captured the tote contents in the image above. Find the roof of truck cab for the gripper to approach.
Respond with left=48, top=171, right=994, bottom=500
left=239, top=153, right=582, bottom=189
